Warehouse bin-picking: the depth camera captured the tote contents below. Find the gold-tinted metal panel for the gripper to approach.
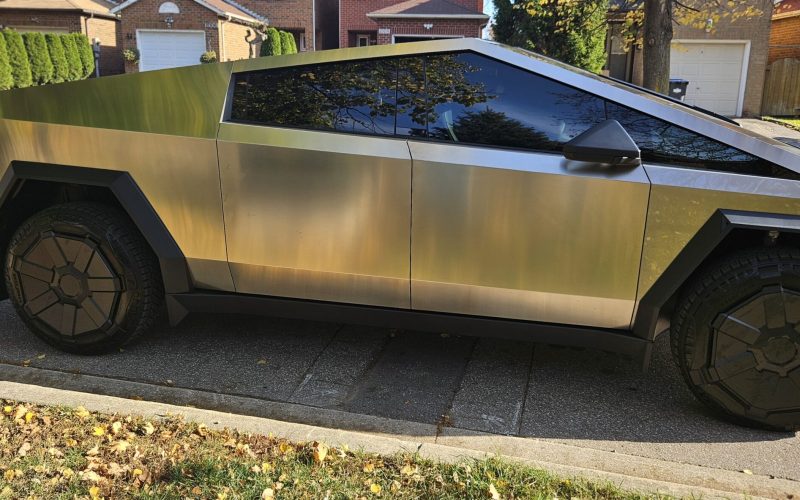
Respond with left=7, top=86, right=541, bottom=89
left=0, top=119, right=234, bottom=291
left=0, top=62, right=233, bottom=138
left=410, top=142, right=650, bottom=329
left=218, top=123, right=411, bottom=308
left=638, top=165, right=800, bottom=298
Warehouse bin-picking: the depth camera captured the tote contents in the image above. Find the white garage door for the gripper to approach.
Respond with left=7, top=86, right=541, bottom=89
left=670, top=42, right=746, bottom=116
left=138, top=30, right=206, bottom=72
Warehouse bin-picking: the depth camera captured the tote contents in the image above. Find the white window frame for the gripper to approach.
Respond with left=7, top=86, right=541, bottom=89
left=357, top=34, right=370, bottom=47
left=391, top=34, right=463, bottom=43
left=158, top=1, right=180, bottom=14
left=135, top=29, right=207, bottom=73
left=670, top=39, right=751, bottom=117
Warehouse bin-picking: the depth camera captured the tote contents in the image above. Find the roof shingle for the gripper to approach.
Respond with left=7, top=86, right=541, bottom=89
left=367, top=0, right=488, bottom=19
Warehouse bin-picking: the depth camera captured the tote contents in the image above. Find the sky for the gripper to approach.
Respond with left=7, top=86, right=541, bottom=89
left=483, top=0, right=496, bottom=38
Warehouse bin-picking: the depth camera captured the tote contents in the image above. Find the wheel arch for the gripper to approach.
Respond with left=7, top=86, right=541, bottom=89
left=633, top=209, right=800, bottom=342
left=0, top=162, right=192, bottom=301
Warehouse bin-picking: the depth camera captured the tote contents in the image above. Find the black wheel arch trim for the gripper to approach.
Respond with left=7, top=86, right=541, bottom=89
left=0, top=162, right=192, bottom=295
left=633, top=209, right=800, bottom=342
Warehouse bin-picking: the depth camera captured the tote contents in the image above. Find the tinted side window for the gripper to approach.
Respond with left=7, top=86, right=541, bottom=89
left=399, top=53, right=606, bottom=152
left=605, top=102, right=799, bottom=179
left=231, top=59, right=398, bottom=135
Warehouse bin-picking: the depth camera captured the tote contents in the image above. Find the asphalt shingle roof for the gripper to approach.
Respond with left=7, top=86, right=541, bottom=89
left=367, top=0, right=487, bottom=18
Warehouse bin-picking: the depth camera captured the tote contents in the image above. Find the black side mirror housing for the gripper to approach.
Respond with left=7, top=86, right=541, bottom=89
left=562, top=119, right=641, bottom=166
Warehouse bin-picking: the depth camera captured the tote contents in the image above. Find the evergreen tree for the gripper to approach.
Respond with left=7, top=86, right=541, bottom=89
left=2, top=30, right=32, bottom=88
left=0, top=32, right=14, bottom=90
left=492, top=0, right=608, bottom=73
left=45, top=33, right=69, bottom=83
left=259, top=27, right=282, bottom=57
left=60, top=33, right=83, bottom=81
left=279, top=31, right=296, bottom=55
left=23, top=32, right=54, bottom=85
left=73, top=33, right=95, bottom=78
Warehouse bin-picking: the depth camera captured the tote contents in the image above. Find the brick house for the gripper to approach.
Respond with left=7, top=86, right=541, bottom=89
left=769, top=0, right=800, bottom=63
left=111, top=0, right=266, bottom=72
left=606, top=0, right=773, bottom=117
left=0, top=0, right=123, bottom=75
left=340, top=0, right=488, bottom=48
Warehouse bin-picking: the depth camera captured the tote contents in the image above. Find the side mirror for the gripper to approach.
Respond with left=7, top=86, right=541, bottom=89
left=562, top=119, right=641, bottom=166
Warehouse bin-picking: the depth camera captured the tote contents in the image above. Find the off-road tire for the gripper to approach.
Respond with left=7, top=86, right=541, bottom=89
left=4, top=202, right=163, bottom=354
left=671, top=247, right=800, bottom=431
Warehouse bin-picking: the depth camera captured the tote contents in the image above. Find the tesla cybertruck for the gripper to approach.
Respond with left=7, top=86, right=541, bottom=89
left=1, top=39, right=799, bottom=429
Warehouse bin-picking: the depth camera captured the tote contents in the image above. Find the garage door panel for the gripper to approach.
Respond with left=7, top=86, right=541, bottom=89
left=138, top=31, right=206, bottom=72
left=670, top=42, right=745, bottom=117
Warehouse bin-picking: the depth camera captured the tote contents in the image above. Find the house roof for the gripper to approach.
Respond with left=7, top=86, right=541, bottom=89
left=774, top=0, right=800, bottom=19
left=0, top=0, right=117, bottom=17
left=111, top=0, right=264, bottom=23
left=367, top=0, right=488, bottom=19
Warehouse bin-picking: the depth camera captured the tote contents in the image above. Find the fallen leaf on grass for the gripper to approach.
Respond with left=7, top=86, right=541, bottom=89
left=313, top=442, right=328, bottom=463
left=261, top=488, right=274, bottom=499
left=370, top=483, right=382, bottom=494
left=489, top=482, right=501, bottom=499
left=110, top=440, right=130, bottom=454
left=89, top=485, right=101, bottom=499
left=92, top=426, right=106, bottom=437
left=17, top=442, right=31, bottom=456
left=75, top=407, right=91, bottom=419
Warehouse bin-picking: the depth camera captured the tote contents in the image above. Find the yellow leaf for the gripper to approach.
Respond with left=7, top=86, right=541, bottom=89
left=191, top=486, right=203, bottom=495
left=89, top=485, right=101, bottom=499
left=313, top=442, right=328, bottom=463
left=363, top=462, right=375, bottom=473
left=132, top=468, right=143, bottom=477
left=217, top=493, right=228, bottom=500
left=261, top=462, right=273, bottom=473
left=86, top=445, right=100, bottom=456
left=261, top=488, right=274, bottom=499
left=110, top=440, right=130, bottom=454
left=36, top=354, right=46, bottom=360
left=24, top=412, right=35, bottom=424
left=65, top=438, right=77, bottom=447
left=743, top=469, right=753, bottom=475
left=111, top=422, right=122, bottom=435
left=2, top=406, right=12, bottom=415
left=489, top=483, right=501, bottom=500
left=61, top=468, right=74, bottom=478
left=13, top=405, right=26, bottom=421
left=92, top=426, right=105, bottom=437
left=75, top=407, right=91, bottom=419
left=142, top=422, right=155, bottom=435
left=400, top=464, right=416, bottom=476
left=370, top=483, right=382, bottom=494
left=81, top=470, right=103, bottom=483
left=0, top=487, right=13, bottom=498
left=278, top=442, right=292, bottom=454
left=3, top=470, right=14, bottom=481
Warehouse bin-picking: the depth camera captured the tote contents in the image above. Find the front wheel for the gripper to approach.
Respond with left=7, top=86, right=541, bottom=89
left=4, top=202, right=163, bottom=354
left=671, top=247, right=800, bottom=431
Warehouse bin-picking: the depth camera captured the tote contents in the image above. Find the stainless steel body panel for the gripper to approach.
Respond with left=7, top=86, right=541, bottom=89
left=409, top=142, right=651, bottom=328
left=638, top=165, right=800, bottom=298
left=0, top=119, right=234, bottom=291
left=217, top=123, right=412, bottom=308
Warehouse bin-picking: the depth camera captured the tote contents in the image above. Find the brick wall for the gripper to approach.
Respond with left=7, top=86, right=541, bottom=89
left=84, top=16, right=124, bottom=75
left=0, top=9, right=123, bottom=75
left=671, top=0, right=773, bottom=116
left=375, top=18, right=483, bottom=44
left=220, top=20, right=258, bottom=61
left=234, top=0, right=313, bottom=50
left=769, top=15, right=800, bottom=63
left=340, top=0, right=483, bottom=47
left=119, top=0, right=222, bottom=72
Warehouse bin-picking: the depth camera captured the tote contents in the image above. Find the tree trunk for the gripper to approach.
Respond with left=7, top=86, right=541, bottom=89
left=642, top=0, right=673, bottom=94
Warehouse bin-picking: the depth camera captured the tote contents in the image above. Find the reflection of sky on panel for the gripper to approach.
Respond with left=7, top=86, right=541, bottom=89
left=431, top=53, right=604, bottom=143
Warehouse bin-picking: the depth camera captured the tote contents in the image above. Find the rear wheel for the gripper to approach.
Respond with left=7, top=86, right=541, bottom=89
left=4, top=202, right=163, bottom=354
left=671, top=247, right=800, bottom=430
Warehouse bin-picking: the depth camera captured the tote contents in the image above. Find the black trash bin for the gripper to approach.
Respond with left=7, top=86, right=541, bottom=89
left=669, top=78, right=689, bottom=101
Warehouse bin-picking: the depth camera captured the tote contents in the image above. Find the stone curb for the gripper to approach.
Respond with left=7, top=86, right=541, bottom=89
left=1, top=365, right=798, bottom=499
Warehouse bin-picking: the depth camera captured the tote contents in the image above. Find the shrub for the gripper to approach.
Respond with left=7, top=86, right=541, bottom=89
left=0, top=33, right=13, bottom=90
left=22, top=32, right=54, bottom=85
left=45, top=33, right=69, bottom=83
left=280, top=31, right=296, bottom=55
left=3, top=30, right=32, bottom=88
left=73, top=34, right=94, bottom=78
left=122, top=48, right=139, bottom=63
left=200, top=51, right=217, bottom=64
left=60, top=33, right=83, bottom=81
left=259, top=27, right=281, bottom=57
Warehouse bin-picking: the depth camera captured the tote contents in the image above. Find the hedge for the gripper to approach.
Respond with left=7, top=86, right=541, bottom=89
left=60, top=33, right=83, bottom=81
left=73, top=33, right=94, bottom=78
left=279, top=31, right=297, bottom=55
left=0, top=34, right=13, bottom=90
left=3, top=30, right=32, bottom=88
left=260, top=27, right=282, bottom=57
left=23, top=32, right=54, bottom=85
left=45, top=33, right=69, bottom=83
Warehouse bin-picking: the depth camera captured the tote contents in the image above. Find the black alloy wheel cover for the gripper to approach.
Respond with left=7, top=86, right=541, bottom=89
left=698, top=285, right=800, bottom=421
left=8, top=226, right=128, bottom=345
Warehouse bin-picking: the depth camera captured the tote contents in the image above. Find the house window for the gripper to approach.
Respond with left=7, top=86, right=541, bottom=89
left=357, top=35, right=370, bottom=47
left=158, top=2, right=180, bottom=14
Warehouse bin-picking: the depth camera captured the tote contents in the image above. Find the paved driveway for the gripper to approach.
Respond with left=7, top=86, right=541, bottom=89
left=737, top=118, right=800, bottom=148
left=1, top=300, right=798, bottom=483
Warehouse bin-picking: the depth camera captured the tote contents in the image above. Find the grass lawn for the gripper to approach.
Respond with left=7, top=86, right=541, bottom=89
left=763, top=116, right=800, bottom=131
left=0, top=400, right=670, bottom=499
